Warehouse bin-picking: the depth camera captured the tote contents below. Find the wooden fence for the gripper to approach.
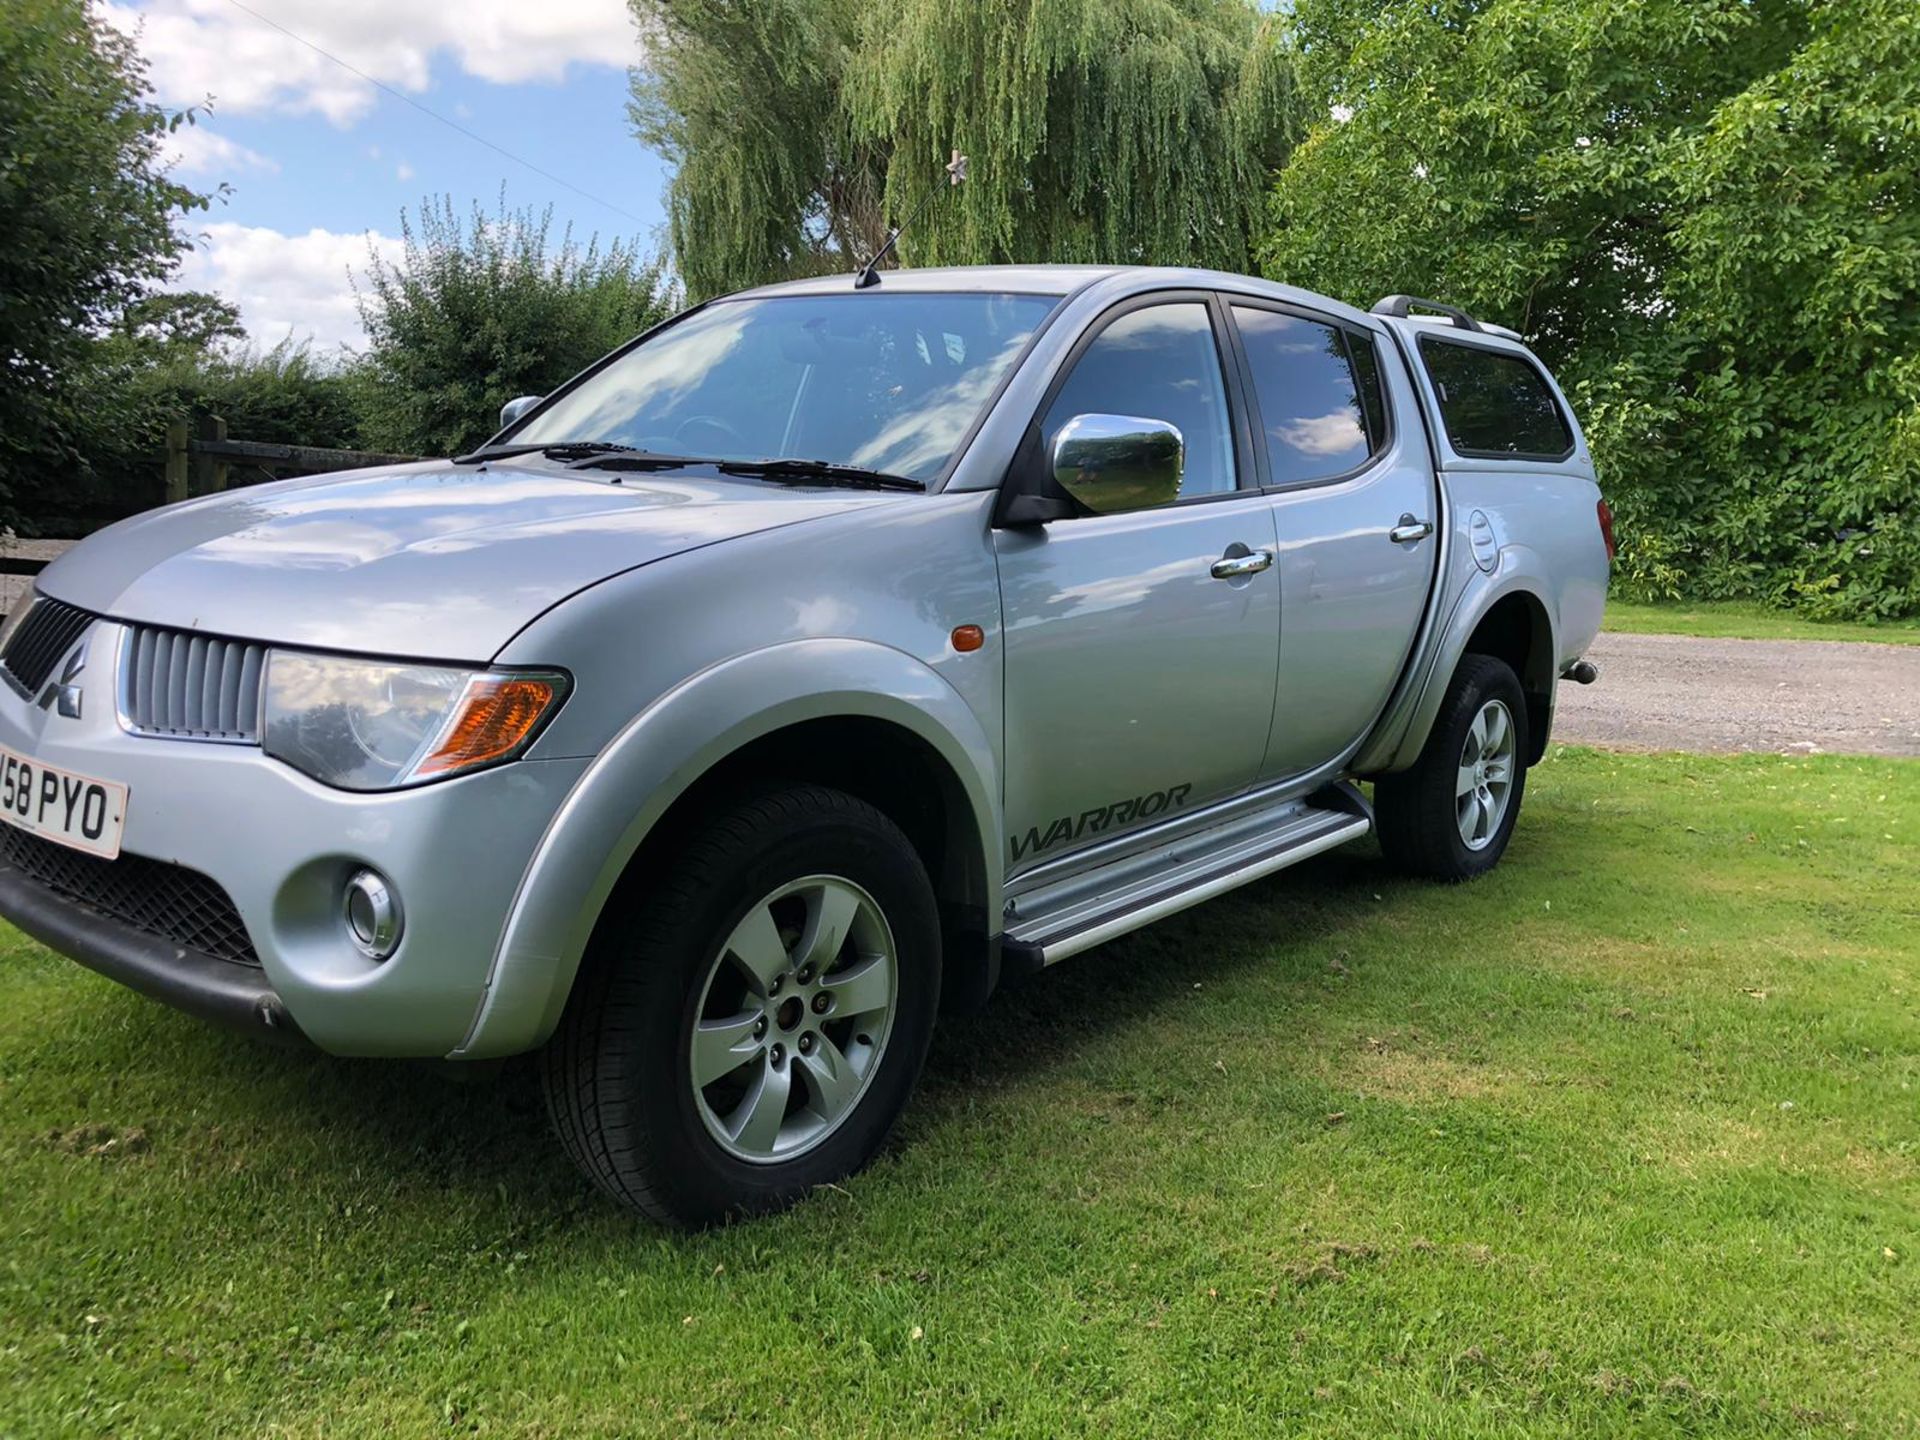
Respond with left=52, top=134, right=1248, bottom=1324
left=163, top=414, right=419, bottom=502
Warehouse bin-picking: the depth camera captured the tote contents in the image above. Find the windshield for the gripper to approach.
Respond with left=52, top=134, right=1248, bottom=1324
left=512, top=292, right=1060, bottom=483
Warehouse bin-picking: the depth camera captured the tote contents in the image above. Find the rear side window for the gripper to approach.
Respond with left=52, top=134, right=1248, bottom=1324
left=1418, top=338, right=1572, bottom=459
left=1232, top=307, right=1386, bottom=485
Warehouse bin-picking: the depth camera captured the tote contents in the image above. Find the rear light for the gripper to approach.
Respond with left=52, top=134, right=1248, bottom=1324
left=1596, top=498, right=1617, bottom=562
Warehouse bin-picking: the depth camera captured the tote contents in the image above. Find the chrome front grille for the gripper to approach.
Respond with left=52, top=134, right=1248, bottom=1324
left=0, top=597, right=95, bottom=698
left=119, top=626, right=268, bottom=743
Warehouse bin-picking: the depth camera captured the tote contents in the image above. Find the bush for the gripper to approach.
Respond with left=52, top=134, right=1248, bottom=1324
left=40, top=338, right=366, bottom=535
left=353, top=199, right=676, bottom=458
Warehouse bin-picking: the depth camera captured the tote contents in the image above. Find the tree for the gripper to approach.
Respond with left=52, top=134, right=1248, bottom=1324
left=850, top=0, right=1297, bottom=275
left=1656, top=0, right=1920, bottom=618
left=631, top=0, right=1300, bottom=299
left=353, top=198, right=677, bottom=458
left=632, top=0, right=886, bottom=300
left=0, top=0, right=209, bottom=525
left=1264, top=0, right=1920, bottom=620
left=109, top=290, right=245, bottom=354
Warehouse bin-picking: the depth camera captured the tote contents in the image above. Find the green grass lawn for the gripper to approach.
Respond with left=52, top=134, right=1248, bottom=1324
left=2, top=748, right=1916, bottom=1438
left=1604, top=599, right=1920, bottom=646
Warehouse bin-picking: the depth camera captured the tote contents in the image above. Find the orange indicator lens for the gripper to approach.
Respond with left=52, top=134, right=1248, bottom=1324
left=413, top=675, right=559, bottom=778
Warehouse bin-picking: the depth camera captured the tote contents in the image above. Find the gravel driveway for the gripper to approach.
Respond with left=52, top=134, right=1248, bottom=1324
left=1553, top=631, right=1920, bottom=758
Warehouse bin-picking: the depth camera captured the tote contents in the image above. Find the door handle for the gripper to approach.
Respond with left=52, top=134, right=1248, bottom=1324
left=1389, top=514, right=1434, bottom=544
left=1210, top=546, right=1275, bottom=579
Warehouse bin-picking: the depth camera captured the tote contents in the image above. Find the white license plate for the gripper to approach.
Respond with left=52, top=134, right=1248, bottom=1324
left=0, top=744, right=129, bottom=860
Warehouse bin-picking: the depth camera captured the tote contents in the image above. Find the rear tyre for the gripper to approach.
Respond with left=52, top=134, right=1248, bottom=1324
left=1375, top=654, right=1529, bottom=882
left=542, top=784, right=941, bottom=1225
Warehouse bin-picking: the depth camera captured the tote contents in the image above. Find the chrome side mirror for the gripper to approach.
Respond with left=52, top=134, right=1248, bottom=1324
left=1050, top=414, right=1184, bottom=516
left=499, top=394, right=542, bottom=430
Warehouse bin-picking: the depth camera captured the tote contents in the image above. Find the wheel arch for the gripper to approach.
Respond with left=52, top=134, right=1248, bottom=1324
left=1461, top=589, right=1556, bottom=765
left=453, top=640, right=1001, bottom=1059
left=1371, top=567, right=1561, bottom=774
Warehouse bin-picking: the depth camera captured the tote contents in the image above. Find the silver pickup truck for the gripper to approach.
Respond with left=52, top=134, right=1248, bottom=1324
left=0, top=266, right=1609, bottom=1223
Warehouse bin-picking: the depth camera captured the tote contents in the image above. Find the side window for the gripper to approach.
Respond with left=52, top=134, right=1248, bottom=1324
left=1347, top=331, right=1388, bottom=453
left=1042, top=303, right=1237, bottom=502
left=1232, top=306, right=1382, bottom=485
left=1418, top=338, right=1573, bottom=458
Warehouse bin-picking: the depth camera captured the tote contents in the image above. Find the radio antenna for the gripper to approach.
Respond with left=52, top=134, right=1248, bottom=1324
left=855, top=150, right=968, bottom=290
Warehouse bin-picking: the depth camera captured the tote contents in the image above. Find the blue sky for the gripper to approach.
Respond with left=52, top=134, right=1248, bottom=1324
left=105, top=0, right=669, bottom=351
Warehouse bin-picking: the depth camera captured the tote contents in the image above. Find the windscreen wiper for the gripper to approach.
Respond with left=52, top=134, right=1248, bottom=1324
left=715, top=458, right=925, bottom=492
left=450, top=440, right=646, bottom=465
left=581, top=451, right=715, bottom=473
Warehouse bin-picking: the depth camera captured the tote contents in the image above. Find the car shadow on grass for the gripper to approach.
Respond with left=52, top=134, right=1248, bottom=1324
left=925, top=846, right=1396, bottom=1091
left=61, top=842, right=1406, bottom=1223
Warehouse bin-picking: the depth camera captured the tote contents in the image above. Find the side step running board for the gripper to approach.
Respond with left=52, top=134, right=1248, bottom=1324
left=1001, top=786, right=1372, bottom=970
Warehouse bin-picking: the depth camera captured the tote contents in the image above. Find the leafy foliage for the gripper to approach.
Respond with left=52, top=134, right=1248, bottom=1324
left=631, top=0, right=1300, bottom=299
left=633, top=0, right=887, bottom=299
left=46, top=335, right=366, bottom=536
left=849, top=0, right=1297, bottom=274
left=0, top=0, right=210, bottom=526
left=353, top=199, right=677, bottom=458
left=1265, top=0, right=1920, bottom=619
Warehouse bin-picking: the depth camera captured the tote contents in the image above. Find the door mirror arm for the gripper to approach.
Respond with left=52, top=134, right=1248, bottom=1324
left=996, top=491, right=1077, bottom=527
left=992, top=422, right=1077, bottom=528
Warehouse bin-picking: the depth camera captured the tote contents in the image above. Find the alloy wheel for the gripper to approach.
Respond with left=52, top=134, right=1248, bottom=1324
left=687, top=876, right=898, bottom=1164
left=1456, top=698, right=1517, bottom=852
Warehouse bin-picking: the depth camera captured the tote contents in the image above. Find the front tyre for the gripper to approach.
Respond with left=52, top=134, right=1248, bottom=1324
left=1374, top=654, right=1529, bottom=882
left=542, top=785, right=940, bottom=1225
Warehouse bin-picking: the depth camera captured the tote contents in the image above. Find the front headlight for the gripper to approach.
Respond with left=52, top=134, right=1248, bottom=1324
left=262, top=652, right=568, bottom=791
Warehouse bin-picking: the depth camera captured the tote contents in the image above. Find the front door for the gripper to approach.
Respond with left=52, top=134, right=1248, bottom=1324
left=1225, top=303, right=1439, bottom=778
left=994, top=298, right=1281, bottom=875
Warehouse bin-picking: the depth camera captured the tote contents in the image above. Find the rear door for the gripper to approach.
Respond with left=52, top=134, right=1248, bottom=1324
left=1224, top=301, right=1439, bottom=779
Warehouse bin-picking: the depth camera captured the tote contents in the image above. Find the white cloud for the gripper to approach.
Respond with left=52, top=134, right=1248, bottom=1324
left=173, top=222, right=405, bottom=352
left=1276, top=410, right=1367, bottom=458
left=396, top=160, right=415, bottom=182
left=100, top=0, right=639, bottom=127
left=161, top=123, right=278, bottom=177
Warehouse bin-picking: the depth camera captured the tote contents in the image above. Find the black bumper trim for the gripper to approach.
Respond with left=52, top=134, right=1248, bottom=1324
left=0, top=865, right=305, bottom=1043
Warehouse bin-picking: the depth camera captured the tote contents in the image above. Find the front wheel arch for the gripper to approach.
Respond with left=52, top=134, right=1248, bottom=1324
left=590, top=714, right=998, bottom=1020
left=456, top=642, right=1002, bottom=1060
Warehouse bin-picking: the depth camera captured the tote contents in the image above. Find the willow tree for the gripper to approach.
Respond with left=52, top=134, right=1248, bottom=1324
left=631, top=0, right=888, bottom=299
left=630, top=0, right=1298, bottom=298
left=850, top=0, right=1295, bottom=272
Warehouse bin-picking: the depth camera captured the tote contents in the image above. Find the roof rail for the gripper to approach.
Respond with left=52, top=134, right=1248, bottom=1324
left=1371, top=295, right=1484, bottom=332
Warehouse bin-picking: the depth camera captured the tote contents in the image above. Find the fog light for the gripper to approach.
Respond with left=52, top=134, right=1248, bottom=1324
left=344, top=869, right=402, bottom=960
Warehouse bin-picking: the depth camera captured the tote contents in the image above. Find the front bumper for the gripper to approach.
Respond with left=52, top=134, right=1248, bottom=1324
left=0, top=618, right=589, bottom=1056
left=0, top=862, right=304, bottom=1041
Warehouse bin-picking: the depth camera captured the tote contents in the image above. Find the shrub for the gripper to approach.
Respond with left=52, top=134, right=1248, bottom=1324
left=353, top=199, right=676, bottom=458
